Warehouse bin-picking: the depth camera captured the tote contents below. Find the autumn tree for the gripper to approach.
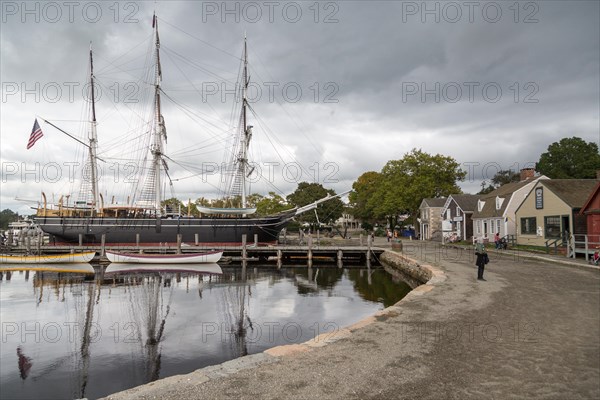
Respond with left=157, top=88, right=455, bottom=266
left=536, top=137, right=600, bottom=179
left=287, top=182, right=344, bottom=227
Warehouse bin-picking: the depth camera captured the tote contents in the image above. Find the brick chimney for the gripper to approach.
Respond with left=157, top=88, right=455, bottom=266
left=520, top=168, right=535, bottom=181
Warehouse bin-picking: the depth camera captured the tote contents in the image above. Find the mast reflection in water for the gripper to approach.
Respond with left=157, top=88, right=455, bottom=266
left=0, top=264, right=411, bottom=399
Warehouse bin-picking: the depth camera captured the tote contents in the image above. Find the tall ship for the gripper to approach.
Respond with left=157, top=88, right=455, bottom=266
left=33, top=16, right=337, bottom=245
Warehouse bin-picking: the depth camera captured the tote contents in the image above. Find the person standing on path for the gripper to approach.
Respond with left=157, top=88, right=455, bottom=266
left=475, top=240, right=488, bottom=281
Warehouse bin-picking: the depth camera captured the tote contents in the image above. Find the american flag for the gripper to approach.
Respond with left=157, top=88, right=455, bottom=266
left=27, top=119, right=43, bottom=149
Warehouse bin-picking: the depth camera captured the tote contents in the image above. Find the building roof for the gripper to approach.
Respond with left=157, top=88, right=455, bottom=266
left=580, top=182, right=600, bottom=214
left=448, top=194, right=481, bottom=213
left=473, top=177, right=542, bottom=219
left=419, top=197, right=447, bottom=209
left=540, top=179, right=597, bottom=208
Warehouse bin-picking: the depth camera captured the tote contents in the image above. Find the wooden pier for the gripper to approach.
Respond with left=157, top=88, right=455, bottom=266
left=2, top=234, right=386, bottom=266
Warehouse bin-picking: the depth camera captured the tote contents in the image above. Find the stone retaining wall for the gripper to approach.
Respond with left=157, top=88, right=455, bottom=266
left=380, top=250, right=433, bottom=284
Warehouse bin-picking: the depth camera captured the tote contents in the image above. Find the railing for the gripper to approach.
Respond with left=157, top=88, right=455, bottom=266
left=568, top=234, right=600, bottom=261
left=545, top=238, right=563, bottom=255
left=505, top=234, right=517, bottom=247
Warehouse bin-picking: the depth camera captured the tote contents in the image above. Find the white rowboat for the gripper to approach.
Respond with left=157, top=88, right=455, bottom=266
left=105, top=250, right=223, bottom=264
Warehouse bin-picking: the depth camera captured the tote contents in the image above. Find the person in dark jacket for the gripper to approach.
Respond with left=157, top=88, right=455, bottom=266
left=475, top=240, right=488, bottom=281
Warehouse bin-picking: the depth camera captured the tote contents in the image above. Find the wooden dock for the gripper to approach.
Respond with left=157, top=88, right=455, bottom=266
left=1, top=234, right=385, bottom=265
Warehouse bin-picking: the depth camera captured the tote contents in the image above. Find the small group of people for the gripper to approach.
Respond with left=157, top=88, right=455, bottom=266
left=386, top=229, right=398, bottom=242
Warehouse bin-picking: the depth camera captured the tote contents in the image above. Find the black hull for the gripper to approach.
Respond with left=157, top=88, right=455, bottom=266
left=34, top=212, right=294, bottom=244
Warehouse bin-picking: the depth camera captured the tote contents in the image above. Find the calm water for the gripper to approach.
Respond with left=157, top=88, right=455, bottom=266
left=0, top=264, right=411, bottom=400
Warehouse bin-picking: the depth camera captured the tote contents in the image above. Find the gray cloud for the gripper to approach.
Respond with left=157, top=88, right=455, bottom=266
left=1, top=1, right=599, bottom=214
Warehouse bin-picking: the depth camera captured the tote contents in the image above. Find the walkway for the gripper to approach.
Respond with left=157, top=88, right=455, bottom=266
left=103, top=241, right=600, bottom=400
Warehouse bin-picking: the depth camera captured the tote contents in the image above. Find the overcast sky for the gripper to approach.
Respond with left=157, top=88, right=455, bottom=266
left=1, top=1, right=599, bottom=214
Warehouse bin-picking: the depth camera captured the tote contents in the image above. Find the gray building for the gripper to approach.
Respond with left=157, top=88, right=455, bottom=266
left=418, top=198, right=446, bottom=241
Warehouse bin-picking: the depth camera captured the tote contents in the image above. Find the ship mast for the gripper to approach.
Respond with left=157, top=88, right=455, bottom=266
left=238, top=36, right=253, bottom=209
left=150, top=14, right=166, bottom=216
left=88, top=44, right=100, bottom=215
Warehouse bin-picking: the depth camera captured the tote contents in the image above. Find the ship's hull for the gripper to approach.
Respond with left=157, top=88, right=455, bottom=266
left=34, top=212, right=294, bottom=244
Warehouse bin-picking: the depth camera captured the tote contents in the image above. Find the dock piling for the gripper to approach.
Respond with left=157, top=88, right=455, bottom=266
left=195, top=233, right=199, bottom=246
left=101, top=234, right=106, bottom=256
left=277, top=249, right=282, bottom=269
left=78, top=234, right=83, bottom=247
left=37, top=232, right=42, bottom=255
left=242, top=234, right=247, bottom=260
left=177, top=234, right=182, bottom=254
left=307, top=234, right=313, bottom=265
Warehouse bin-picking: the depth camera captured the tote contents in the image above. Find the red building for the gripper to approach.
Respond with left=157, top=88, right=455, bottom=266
left=580, top=181, right=600, bottom=243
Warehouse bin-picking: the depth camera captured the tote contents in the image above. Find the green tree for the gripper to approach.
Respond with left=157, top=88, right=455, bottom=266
left=253, top=192, right=293, bottom=216
left=536, top=137, right=600, bottom=179
left=371, top=149, right=465, bottom=225
left=478, top=170, right=521, bottom=194
left=348, top=171, right=381, bottom=223
left=478, top=181, right=495, bottom=195
left=162, top=197, right=185, bottom=214
left=287, top=182, right=344, bottom=227
left=0, top=209, right=19, bottom=230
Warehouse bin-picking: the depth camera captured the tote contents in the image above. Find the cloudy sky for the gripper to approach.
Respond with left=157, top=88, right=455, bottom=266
left=1, top=1, right=599, bottom=214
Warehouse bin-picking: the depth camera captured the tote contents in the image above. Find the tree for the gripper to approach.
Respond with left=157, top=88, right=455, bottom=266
left=491, top=170, right=521, bottom=186
left=253, top=192, right=293, bottom=216
left=287, top=182, right=344, bottom=227
left=162, top=197, right=185, bottom=214
left=478, top=170, right=521, bottom=194
left=536, top=137, right=600, bottom=179
left=370, top=149, right=465, bottom=226
left=348, top=171, right=381, bottom=224
left=478, top=181, right=495, bottom=195
left=0, top=209, right=19, bottom=230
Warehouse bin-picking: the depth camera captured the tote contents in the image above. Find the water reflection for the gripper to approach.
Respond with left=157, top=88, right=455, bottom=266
left=17, top=346, right=32, bottom=380
left=0, top=264, right=411, bottom=400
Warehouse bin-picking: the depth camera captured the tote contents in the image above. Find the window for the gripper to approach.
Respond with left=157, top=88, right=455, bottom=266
left=544, top=216, right=561, bottom=239
left=495, top=196, right=504, bottom=210
left=446, top=209, right=451, bottom=219
left=476, top=220, right=481, bottom=234
left=521, top=217, right=536, bottom=235
left=496, top=219, right=501, bottom=234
